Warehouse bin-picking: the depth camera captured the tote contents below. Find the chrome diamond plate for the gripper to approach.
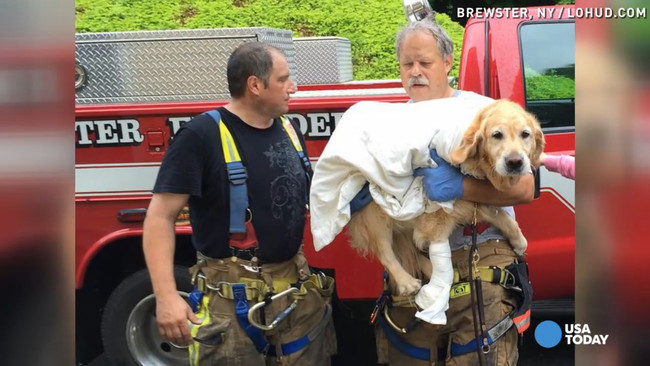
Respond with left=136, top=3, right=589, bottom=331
left=76, top=28, right=295, bottom=104
left=293, top=37, right=353, bottom=85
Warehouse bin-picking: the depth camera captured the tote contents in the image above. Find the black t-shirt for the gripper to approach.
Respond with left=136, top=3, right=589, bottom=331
left=153, top=107, right=311, bottom=263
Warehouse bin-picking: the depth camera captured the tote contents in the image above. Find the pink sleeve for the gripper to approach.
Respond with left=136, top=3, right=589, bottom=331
left=543, top=155, right=575, bottom=180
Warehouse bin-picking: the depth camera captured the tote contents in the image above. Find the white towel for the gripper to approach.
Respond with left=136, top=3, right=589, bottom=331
left=310, top=91, right=494, bottom=251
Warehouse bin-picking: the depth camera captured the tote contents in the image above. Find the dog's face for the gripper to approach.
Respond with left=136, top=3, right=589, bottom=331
left=450, top=99, right=544, bottom=189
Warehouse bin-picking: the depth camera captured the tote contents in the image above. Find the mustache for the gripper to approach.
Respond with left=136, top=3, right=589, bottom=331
left=408, top=77, right=429, bottom=87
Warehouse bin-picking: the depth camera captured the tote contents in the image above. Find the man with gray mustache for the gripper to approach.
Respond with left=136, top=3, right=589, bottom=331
left=408, top=76, right=429, bottom=87
left=366, top=19, right=536, bottom=365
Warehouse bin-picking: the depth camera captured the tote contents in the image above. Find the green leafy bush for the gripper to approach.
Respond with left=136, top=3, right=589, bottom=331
left=524, top=67, right=575, bottom=100
left=75, top=0, right=465, bottom=81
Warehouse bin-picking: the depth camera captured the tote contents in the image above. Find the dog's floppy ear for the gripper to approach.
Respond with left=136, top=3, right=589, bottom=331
left=449, top=109, right=485, bottom=165
left=527, top=112, right=545, bottom=168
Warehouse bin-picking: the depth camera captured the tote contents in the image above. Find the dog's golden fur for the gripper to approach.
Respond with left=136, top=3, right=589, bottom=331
left=347, top=99, right=545, bottom=295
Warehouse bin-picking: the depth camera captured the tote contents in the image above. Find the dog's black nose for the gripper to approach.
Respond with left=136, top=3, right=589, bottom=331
left=506, top=155, right=523, bottom=171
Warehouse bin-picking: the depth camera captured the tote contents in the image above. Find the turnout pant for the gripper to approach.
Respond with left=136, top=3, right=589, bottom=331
left=376, top=239, right=520, bottom=366
left=188, top=248, right=337, bottom=365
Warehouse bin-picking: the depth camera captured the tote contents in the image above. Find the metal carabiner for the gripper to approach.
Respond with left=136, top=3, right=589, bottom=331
left=382, top=306, right=410, bottom=334
left=314, top=271, right=329, bottom=289
left=247, top=287, right=299, bottom=331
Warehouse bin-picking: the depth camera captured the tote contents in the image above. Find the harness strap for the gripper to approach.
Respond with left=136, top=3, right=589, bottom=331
left=453, top=265, right=516, bottom=286
left=204, top=110, right=249, bottom=236
left=389, top=264, right=517, bottom=307
left=204, top=111, right=312, bottom=240
left=506, top=260, right=534, bottom=333
left=450, top=315, right=513, bottom=357
left=197, top=273, right=335, bottom=301
left=466, top=214, right=488, bottom=365
left=377, top=311, right=433, bottom=361
left=266, top=304, right=333, bottom=357
left=280, top=116, right=311, bottom=172
left=231, top=283, right=332, bottom=356
left=377, top=308, right=513, bottom=361
left=232, top=283, right=270, bottom=353
left=281, top=116, right=312, bottom=206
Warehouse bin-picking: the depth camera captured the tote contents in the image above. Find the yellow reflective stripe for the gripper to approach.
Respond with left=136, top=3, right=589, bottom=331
left=219, top=122, right=241, bottom=163
left=281, top=116, right=303, bottom=152
left=220, top=116, right=300, bottom=163
left=188, top=296, right=211, bottom=366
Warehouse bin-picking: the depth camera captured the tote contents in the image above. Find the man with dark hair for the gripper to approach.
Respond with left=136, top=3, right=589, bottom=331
left=143, top=42, right=336, bottom=365
left=227, top=42, right=276, bottom=98
left=369, top=20, right=534, bottom=365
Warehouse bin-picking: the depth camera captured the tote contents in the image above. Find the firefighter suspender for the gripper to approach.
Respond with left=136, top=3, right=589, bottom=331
left=281, top=116, right=312, bottom=208
left=280, top=117, right=312, bottom=178
left=205, top=110, right=249, bottom=237
left=203, top=109, right=311, bottom=248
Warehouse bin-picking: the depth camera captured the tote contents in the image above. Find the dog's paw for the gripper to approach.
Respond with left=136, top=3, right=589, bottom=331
left=396, top=277, right=422, bottom=296
left=510, top=235, right=528, bottom=256
left=414, top=283, right=450, bottom=313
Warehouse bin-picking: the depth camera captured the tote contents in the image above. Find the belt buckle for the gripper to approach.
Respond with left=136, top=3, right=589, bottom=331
left=501, top=268, right=523, bottom=292
left=196, top=272, right=207, bottom=293
left=501, top=269, right=521, bottom=292
left=214, top=281, right=230, bottom=298
left=241, top=262, right=260, bottom=273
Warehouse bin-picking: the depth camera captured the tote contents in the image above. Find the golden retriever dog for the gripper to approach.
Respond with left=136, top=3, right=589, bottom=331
left=347, top=99, right=544, bottom=300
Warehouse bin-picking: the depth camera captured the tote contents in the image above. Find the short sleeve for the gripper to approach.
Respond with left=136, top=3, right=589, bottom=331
left=153, top=127, right=205, bottom=197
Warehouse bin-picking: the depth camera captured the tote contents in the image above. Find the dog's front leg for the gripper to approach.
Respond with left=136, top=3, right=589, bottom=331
left=348, top=203, right=422, bottom=295
left=376, top=237, right=423, bottom=296
left=413, top=240, right=453, bottom=325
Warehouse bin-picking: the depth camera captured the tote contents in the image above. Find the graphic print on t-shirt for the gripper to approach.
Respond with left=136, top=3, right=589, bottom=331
left=265, top=138, right=305, bottom=244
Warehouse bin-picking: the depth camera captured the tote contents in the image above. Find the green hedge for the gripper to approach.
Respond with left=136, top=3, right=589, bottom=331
left=524, top=67, right=575, bottom=100
left=75, top=0, right=465, bottom=81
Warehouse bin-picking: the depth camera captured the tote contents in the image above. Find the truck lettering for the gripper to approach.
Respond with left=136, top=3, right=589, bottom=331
left=286, top=113, right=308, bottom=135
left=286, top=112, right=344, bottom=140
left=75, top=121, right=94, bottom=146
left=167, top=117, right=191, bottom=138
left=166, top=114, right=346, bottom=141
left=75, top=119, right=144, bottom=147
left=95, top=120, right=121, bottom=144
left=310, top=113, right=332, bottom=137
left=76, top=112, right=345, bottom=148
left=117, top=119, right=145, bottom=144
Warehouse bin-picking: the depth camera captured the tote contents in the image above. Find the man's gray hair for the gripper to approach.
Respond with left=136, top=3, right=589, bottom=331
left=395, top=20, right=454, bottom=61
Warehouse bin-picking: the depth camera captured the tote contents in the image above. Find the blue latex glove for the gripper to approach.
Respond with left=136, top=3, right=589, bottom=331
left=414, top=149, right=464, bottom=202
left=349, top=182, right=372, bottom=214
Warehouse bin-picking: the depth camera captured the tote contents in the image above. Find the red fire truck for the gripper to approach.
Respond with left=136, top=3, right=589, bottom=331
left=75, top=4, right=575, bottom=365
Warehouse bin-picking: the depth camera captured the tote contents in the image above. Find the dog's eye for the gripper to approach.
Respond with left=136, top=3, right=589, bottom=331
left=492, top=131, right=503, bottom=139
left=521, top=131, right=530, bottom=138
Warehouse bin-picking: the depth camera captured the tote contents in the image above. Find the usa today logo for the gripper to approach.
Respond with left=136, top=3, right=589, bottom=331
left=534, top=321, right=610, bottom=347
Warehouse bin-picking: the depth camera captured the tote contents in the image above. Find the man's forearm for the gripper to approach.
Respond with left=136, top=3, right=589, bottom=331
left=143, top=215, right=178, bottom=297
left=461, top=173, right=535, bottom=206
